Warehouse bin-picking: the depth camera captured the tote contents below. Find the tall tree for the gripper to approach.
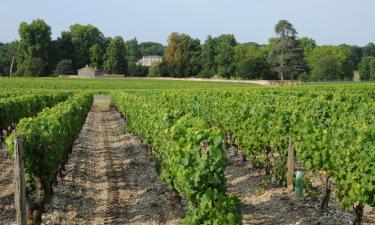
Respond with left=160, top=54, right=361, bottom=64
left=267, top=20, right=307, bottom=80
left=139, top=42, right=165, bottom=56
left=201, top=35, right=218, bottom=77
left=311, top=55, right=340, bottom=80
left=215, top=34, right=237, bottom=78
left=359, top=56, right=375, bottom=80
left=340, top=44, right=362, bottom=70
left=125, top=38, right=141, bottom=64
left=163, top=32, right=201, bottom=77
left=103, top=36, right=127, bottom=74
left=56, top=31, right=75, bottom=62
left=69, top=24, right=106, bottom=69
left=16, top=19, right=52, bottom=76
left=0, top=42, right=16, bottom=76
left=299, top=37, right=317, bottom=57
left=362, top=43, right=375, bottom=57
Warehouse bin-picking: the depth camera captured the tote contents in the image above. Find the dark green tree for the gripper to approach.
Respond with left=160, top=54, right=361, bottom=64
left=362, top=43, right=375, bottom=57
left=127, top=63, right=148, bottom=77
left=69, top=24, right=106, bottom=69
left=103, top=36, right=127, bottom=74
left=139, top=42, right=165, bottom=56
left=17, top=57, right=44, bottom=76
left=267, top=20, right=307, bottom=80
left=89, top=43, right=106, bottom=70
left=234, top=44, right=275, bottom=80
left=56, top=31, right=75, bottom=62
left=16, top=19, right=52, bottom=76
left=0, top=42, right=16, bottom=76
left=359, top=56, right=375, bottom=80
left=311, top=55, right=340, bottom=80
left=339, top=44, right=362, bottom=70
left=54, top=59, right=74, bottom=75
left=215, top=34, right=237, bottom=78
left=307, top=46, right=354, bottom=80
left=125, top=38, right=141, bottom=64
left=201, top=36, right=218, bottom=77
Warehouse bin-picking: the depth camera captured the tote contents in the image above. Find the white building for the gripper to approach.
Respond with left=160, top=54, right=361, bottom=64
left=137, top=55, right=162, bottom=67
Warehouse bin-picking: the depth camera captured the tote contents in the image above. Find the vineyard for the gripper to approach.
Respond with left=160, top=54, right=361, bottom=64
left=0, top=78, right=374, bottom=225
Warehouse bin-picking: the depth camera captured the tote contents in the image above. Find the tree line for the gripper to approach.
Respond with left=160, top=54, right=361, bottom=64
left=0, top=19, right=374, bottom=80
left=0, top=19, right=164, bottom=77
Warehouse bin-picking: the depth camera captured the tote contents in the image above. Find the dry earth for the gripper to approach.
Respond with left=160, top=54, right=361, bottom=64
left=225, top=150, right=375, bottom=225
left=42, top=96, right=182, bottom=225
left=0, top=152, right=15, bottom=225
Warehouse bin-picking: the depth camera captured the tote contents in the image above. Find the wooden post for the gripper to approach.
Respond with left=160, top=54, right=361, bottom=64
left=9, top=56, right=15, bottom=78
left=14, top=134, right=27, bottom=225
left=287, top=138, right=295, bottom=192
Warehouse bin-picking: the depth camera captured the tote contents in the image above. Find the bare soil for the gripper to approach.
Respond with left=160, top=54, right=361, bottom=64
left=42, top=97, right=182, bottom=225
left=0, top=154, right=15, bottom=225
left=225, top=151, right=375, bottom=225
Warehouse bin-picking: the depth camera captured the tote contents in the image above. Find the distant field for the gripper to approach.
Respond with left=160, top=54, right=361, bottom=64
left=0, top=77, right=260, bottom=91
left=0, top=77, right=374, bottom=92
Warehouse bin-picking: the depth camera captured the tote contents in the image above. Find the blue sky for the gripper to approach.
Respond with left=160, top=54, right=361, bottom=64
left=1, top=0, right=373, bottom=45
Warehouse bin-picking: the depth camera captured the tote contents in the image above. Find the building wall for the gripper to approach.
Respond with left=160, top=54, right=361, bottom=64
left=137, top=56, right=162, bottom=67
left=78, top=67, right=96, bottom=77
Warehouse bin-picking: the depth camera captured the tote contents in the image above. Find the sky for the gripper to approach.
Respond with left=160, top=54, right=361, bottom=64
left=0, top=0, right=374, bottom=46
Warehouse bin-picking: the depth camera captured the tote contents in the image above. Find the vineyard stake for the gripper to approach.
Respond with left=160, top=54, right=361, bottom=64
left=287, top=139, right=295, bottom=192
left=14, top=134, right=27, bottom=225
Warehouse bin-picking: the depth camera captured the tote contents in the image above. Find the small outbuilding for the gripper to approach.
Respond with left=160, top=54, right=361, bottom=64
left=78, top=65, right=98, bottom=77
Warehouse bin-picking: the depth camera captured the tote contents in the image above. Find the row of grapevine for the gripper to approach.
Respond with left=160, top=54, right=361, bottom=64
left=0, top=92, right=72, bottom=131
left=111, top=93, right=242, bottom=225
left=6, top=93, right=93, bottom=224
left=116, top=87, right=374, bottom=224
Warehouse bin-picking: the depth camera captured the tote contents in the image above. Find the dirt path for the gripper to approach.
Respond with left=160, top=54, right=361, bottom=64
left=42, top=96, right=182, bottom=225
left=225, top=151, right=375, bottom=225
left=0, top=154, right=15, bottom=225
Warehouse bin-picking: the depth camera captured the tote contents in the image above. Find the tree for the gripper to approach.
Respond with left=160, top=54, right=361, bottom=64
left=215, top=34, right=237, bottom=78
left=267, top=20, right=307, bottom=80
left=307, top=46, right=355, bottom=80
left=103, top=36, right=127, bottom=74
left=149, top=63, right=161, bottom=77
left=0, top=42, right=16, bottom=76
left=200, top=36, right=218, bottom=77
left=359, top=56, right=375, bottom=80
left=234, top=44, right=275, bottom=80
left=17, top=57, right=44, bottom=76
left=56, top=31, right=75, bottom=63
left=69, top=24, right=106, bottom=69
left=340, top=44, right=362, bottom=70
left=139, top=42, right=165, bottom=56
left=362, top=43, right=375, bottom=57
left=125, top=38, right=142, bottom=64
left=16, top=19, right=52, bottom=75
left=311, top=55, right=339, bottom=80
left=163, top=32, right=201, bottom=77
left=299, top=37, right=317, bottom=57
left=89, top=43, right=106, bottom=70
left=127, top=63, right=148, bottom=77
left=54, top=59, right=74, bottom=75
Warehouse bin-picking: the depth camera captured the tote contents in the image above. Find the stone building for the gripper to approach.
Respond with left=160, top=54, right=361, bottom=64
left=137, top=55, right=162, bottom=67
left=78, top=65, right=98, bottom=77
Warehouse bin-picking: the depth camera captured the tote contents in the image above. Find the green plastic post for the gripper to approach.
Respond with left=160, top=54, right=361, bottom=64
left=295, top=170, right=304, bottom=198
